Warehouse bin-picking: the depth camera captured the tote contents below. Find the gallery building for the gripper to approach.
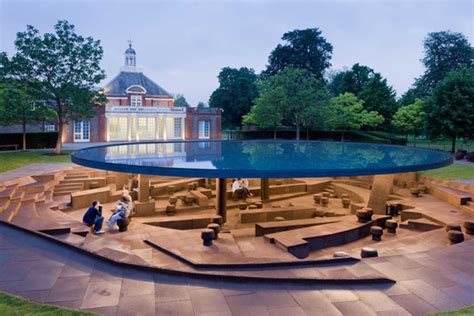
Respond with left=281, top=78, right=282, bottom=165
left=63, top=44, right=221, bottom=143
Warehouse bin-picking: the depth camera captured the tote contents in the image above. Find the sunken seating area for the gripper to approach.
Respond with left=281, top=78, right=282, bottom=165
left=143, top=214, right=223, bottom=230
left=264, top=215, right=390, bottom=258
left=255, top=217, right=341, bottom=236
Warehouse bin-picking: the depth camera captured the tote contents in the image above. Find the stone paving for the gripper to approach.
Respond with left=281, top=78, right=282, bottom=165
left=0, top=223, right=473, bottom=315
left=0, top=163, right=74, bottom=183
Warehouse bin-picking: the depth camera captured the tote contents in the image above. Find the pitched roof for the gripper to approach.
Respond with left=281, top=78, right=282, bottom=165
left=103, top=71, right=172, bottom=97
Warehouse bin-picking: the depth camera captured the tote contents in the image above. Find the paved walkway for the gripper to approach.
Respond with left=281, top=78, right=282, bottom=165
left=0, top=224, right=473, bottom=316
left=0, top=163, right=74, bottom=183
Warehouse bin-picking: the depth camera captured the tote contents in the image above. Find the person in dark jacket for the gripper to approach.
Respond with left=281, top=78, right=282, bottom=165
left=82, top=201, right=105, bottom=234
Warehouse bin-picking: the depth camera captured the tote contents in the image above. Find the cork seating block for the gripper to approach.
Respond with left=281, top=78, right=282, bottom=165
left=207, top=223, right=221, bottom=239
left=361, top=247, right=378, bottom=258
left=184, top=195, right=195, bottom=206
left=410, top=187, right=421, bottom=197
left=70, top=186, right=111, bottom=209
left=255, top=217, right=340, bottom=236
left=168, top=196, right=178, bottom=205
left=248, top=205, right=258, bottom=210
left=463, top=221, right=474, bottom=235
left=321, top=192, right=330, bottom=198
left=448, top=230, right=464, bottom=244
left=370, top=226, right=383, bottom=241
left=255, top=201, right=263, bottom=209
left=201, top=229, right=215, bottom=246
left=134, top=201, right=156, bottom=217
left=385, top=219, right=398, bottom=234
left=313, top=194, right=322, bottom=204
left=356, top=209, right=372, bottom=223
left=240, top=206, right=317, bottom=224
left=117, top=217, right=131, bottom=232
left=187, top=183, right=195, bottom=191
left=211, top=216, right=223, bottom=225
left=275, top=179, right=283, bottom=185
left=446, top=223, right=462, bottom=232
left=167, top=186, right=176, bottom=195
left=340, top=193, right=349, bottom=199
left=274, top=216, right=285, bottom=222
left=314, top=210, right=325, bottom=217
left=190, top=190, right=209, bottom=206
left=333, top=251, right=349, bottom=258
left=342, top=198, right=351, bottom=208
left=165, top=204, right=176, bottom=216
left=238, top=202, right=247, bottom=210
left=418, top=184, right=428, bottom=193
left=321, top=197, right=329, bottom=206
left=196, top=187, right=212, bottom=199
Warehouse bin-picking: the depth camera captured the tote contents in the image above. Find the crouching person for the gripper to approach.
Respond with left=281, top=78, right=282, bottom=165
left=108, top=194, right=132, bottom=230
left=83, top=201, right=105, bottom=235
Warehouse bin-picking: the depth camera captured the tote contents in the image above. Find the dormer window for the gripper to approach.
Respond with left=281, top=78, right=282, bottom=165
left=131, top=95, right=142, bottom=107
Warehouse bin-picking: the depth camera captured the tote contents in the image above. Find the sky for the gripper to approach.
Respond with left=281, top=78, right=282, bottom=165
left=1, top=0, right=473, bottom=105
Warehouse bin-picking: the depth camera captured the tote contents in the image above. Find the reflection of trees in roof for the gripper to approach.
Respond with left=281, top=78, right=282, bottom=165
left=388, top=147, right=430, bottom=167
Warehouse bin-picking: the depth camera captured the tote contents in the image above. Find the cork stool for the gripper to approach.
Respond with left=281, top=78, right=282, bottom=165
left=207, top=223, right=221, bottom=239
left=464, top=221, right=474, bottom=235
left=385, top=220, right=398, bottom=234
left=447, top=230, right=464, bottom=244
left=361, top=247, right=378, bottom=258
left=201, top=229, right=215, bottom=246
left=370, top=226, right=383, bottom=241
left=313, top=194, right=322, bottom=204
left=321, top=197, right=329, bottom=207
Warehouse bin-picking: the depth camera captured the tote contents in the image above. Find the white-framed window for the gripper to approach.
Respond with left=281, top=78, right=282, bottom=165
left=74, top=120, right=90, bottom=142
left=131, top=95, right=142, bottom=107
left=44, top=124, right=55, bottom=132
left=173, top=118, right=182, bottom=138
left=198, top=120, right=210, bottom=139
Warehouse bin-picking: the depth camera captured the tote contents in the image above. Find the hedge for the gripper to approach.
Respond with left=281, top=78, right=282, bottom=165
left=0, top=132, right=58, bottom=149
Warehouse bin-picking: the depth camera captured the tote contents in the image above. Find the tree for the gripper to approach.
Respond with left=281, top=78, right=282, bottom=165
left=196, top=101, right=206, bottom=109
left=0, top=80, right=52, bottom=150
left=174, top=94, right=189, bottom=107
left=328, top=93, right=384, bottom=141
left=358, top=73, right=398, bottom=121
left=328, top=63, right=375, bottom=96
left=258, top=67, right=329, bottom=140
left=4, top=20, right=106, bottom=154
left=243, top=83, right=284, bottom=139
left=416, top=31, right=472, bottom=95
left=209, top=67, right=258, bottom=128
left=425, top=67, right=474, bottom=153
left=391, top=98, right=426, bottom=144
left=262, top=28, right=333, bottom=80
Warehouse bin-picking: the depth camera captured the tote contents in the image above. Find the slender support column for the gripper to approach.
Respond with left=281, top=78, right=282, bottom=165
left=216, top=178, right=227, bottom=223
left=181, top=117, right=185, bottom=140
left=127, top=115, right=132, bottom=141
left=138, top=174, right=151, bottom=202
left=260, top=178, right=269, bottom=201
left=367, top=174, right=394, bottom=214
left=163, top=116, right=168, bottom=141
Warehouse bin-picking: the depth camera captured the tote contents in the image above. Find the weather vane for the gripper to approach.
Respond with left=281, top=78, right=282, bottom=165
left=127, top=39, right=132, bottom=48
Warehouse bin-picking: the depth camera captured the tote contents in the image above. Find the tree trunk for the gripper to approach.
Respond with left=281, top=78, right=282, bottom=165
left=273, top=127, right=277, bottom=140
left=55, top=115, right=63, bottom=155
left=413, top=135, right=416, bottom=147
left=405, top=133, right=408, bottom=144
left=296, top=123, right=300, bottom=140
left=22, top=120, right=26, bottom=151
left=451, top=136, right=456, bottom=153
left=341, top=131, right=345, bottom=142
left=306, top=128, right=309, bottom=140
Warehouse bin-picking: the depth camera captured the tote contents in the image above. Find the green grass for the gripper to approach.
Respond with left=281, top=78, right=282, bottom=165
left=422, top=164, right=474, bottom=180
left=407, top=136, right=474, bottom=152
left=0, top=292, right=95, bottom=315
left=432, top=305, right=474, bottom=315
left=0, top=150, right=72, bottom=173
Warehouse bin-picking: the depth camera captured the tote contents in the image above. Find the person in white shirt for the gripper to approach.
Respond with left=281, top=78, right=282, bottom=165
left=240, top=178, right=253, bottom=197
left=232, top=178, right=250, bottom=199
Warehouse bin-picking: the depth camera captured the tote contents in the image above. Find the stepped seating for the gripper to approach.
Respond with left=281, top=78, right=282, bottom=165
left=461, top=201, right=474, bottom=215
left=265, top=215, right=390, bottom=259
left=255, top=217, right=341, bottom=236
left=399, top=218, right=443, bottom=231
left=428, top=182, right=472, bottom=208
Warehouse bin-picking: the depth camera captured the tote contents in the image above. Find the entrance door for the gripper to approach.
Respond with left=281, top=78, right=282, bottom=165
left=74, top=120, right=90, bottom=142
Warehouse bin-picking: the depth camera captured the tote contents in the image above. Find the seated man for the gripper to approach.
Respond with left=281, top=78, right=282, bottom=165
left=232, top=178, right=250, bottom=200
left=240, top=178, right=253, bottom=197
left=108, top=194, right=132, bottom=230
left=82, top=201, right=105, bottom=235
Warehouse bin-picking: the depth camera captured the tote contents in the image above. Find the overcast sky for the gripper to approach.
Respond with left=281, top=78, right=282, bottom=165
left=1, top=0, right=473, bottom=105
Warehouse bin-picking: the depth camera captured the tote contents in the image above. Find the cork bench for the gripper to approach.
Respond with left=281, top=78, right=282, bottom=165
left=190, top=190, right=210, bottom=206
left=265, top=215, right=390, bottom=259
left=71, top=186, right=113, bottom=209
left=241, top=206, right=343, bottom=224
left=255, top=217, right=341, bottom=236
left=144, top=214, right=222, bottom=230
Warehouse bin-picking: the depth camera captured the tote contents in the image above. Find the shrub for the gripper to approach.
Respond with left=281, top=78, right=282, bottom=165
left=465, top=153, right=474, bottom=162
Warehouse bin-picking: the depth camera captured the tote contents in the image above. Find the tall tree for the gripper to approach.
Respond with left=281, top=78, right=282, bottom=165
left=358, top=73, right=398, bottom=121
left=425, top=67, right=474, bottom=153
left=262, top=28, right=333, bottom=80
left=209, top=67, right=258, bottom=128
left=242, top=83, right=284, bottom=139
left=196, top=101, right=206, bottom=109
left=391, top=98, right=426, bottom=144
left=328, top=93, right=384, bottom=141
left=417, top=31, right=472, bottom=95
left=174, top=94, right=189, bottom=107
left=328, top=63, right=375, bottom=96
left=0, top=80, right=52, bottom=150
left=4, top=20, right=106, bottom=154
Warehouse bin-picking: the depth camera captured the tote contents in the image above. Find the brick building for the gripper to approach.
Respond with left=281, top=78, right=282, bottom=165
left=63, top=44, right=221, bottom=143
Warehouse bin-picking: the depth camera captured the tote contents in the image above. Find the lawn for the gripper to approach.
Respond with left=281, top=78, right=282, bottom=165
left=421, top=163, right=474, bottom=180
left=407, top=136, right=474, bottom=152
left=432, top=305, right=474, bottom=315
left=0, top=150, right=72, bottom=173
left=0, top=292, right=94, bottom=315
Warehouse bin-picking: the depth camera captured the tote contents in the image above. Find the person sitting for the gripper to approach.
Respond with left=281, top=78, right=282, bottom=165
left=129, top=175, right=139, bottom=201
left=108, top=194, right=132, bottom=230
left=232, top=178, right=250, bottom=200
left=240, top=178, right=253, bottom=197
left=82, top=201, right=105, bottom=235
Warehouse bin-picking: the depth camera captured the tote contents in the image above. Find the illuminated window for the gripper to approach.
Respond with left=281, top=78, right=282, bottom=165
left=131, top=95, right=142, bottom=106
left=44, top=124, right=55, bottom=132
left=173, top=118, right=182, bottom=138
left=198, top=120, right=210, bottom=139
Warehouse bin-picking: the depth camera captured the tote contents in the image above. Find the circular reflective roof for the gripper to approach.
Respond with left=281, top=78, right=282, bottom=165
left=71, top=140, right=452, bottom=178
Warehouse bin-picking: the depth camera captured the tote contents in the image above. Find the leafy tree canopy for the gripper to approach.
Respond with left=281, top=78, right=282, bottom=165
left=425, top=67, right=474, bottom=152
left=196, top=101, right=206, bottom=108
left=328, top=63, right=375, bottom=96
left=416, top=31, right=472, bottom=96
left=328, top=93, right=384, bottom=135
left=209, top=67, right=258, bottom=128
left=3, top=20, right=106, bottom=153
left=358, top=73, right=398, bottom=121
left=174, top=94, right=189, bottom=107
left=262, top=28, right=333, bottom=81
left=392, top=98, right=426, bottom=139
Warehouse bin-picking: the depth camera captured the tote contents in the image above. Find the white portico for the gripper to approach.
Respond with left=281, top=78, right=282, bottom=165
left=105, top=105, right=186, bottom=142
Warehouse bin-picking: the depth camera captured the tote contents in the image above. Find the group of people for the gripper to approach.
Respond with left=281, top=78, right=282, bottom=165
left=232, top=178, right=253, bottom=199
left=82, top=193, right=133, bottom=235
